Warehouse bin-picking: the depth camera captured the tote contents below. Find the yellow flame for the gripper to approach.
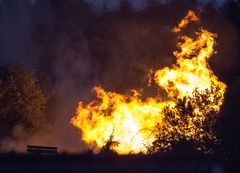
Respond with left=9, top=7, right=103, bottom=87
left=71, top=10, right=226, bottom=154
left=155, top=29, right=226, bottom=99
left=73, top=87, right=172, bottom=154
left=172, top=10, right=199, bottom=33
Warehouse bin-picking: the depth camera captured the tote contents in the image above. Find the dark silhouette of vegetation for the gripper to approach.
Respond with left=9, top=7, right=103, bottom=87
left=100, top=131, right=120, bottom=154
left=0, top=63, right=47, bottom=142
left=147, top=84, right=224, bottom=154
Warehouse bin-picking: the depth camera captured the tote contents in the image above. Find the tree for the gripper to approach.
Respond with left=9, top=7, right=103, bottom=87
left=0, top=63, right=47, bottom=142
left=147, top=83, right=224, bottom=154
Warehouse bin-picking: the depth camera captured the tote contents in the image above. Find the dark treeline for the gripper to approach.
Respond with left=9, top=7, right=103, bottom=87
left=0, top=0, right=239, bottom=166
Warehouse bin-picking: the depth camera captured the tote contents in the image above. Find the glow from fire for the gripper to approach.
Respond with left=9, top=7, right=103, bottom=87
left=71, top=10, right=226, bottom=154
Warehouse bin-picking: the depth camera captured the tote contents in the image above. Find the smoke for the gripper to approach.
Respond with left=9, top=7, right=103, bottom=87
left=0, top=0, right=238, bottom=153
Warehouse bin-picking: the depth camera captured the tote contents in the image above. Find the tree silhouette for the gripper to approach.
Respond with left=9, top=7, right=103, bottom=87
left=147, top=83, right=224, bottom=154
left=0, top=63, right=47, bottom=142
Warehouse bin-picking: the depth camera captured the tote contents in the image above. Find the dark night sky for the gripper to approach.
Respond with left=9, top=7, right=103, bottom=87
left=20, top=0, right=229, bottom=9
left=86, top=0, right=228, bottom=9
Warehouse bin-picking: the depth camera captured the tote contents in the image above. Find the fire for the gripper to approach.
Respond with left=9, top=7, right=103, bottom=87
left=155, top=29, right=225, bottom=99
left=71, top=10, right=226, bottom=154
left=172, top=10, right=199, bottom=33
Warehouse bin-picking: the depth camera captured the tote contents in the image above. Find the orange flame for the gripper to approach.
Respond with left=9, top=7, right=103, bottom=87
left=172, top=10, right=199, bottom=33
left=71, top=10, right=226, bottom=154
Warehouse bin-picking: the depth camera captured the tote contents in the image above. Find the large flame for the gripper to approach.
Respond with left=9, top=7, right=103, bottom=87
left=71, top=11, right=226, bottom=154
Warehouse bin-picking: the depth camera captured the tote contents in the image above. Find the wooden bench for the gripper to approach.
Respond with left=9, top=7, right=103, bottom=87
left=27, top=145, right=57, bottom=155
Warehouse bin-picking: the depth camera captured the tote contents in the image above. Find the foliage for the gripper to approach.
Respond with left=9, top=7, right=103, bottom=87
left=100, top=131, right=120, bottom=154
left=147, top=84, right=224, bottom=154
left=0, top=63, right=47, bottom=141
